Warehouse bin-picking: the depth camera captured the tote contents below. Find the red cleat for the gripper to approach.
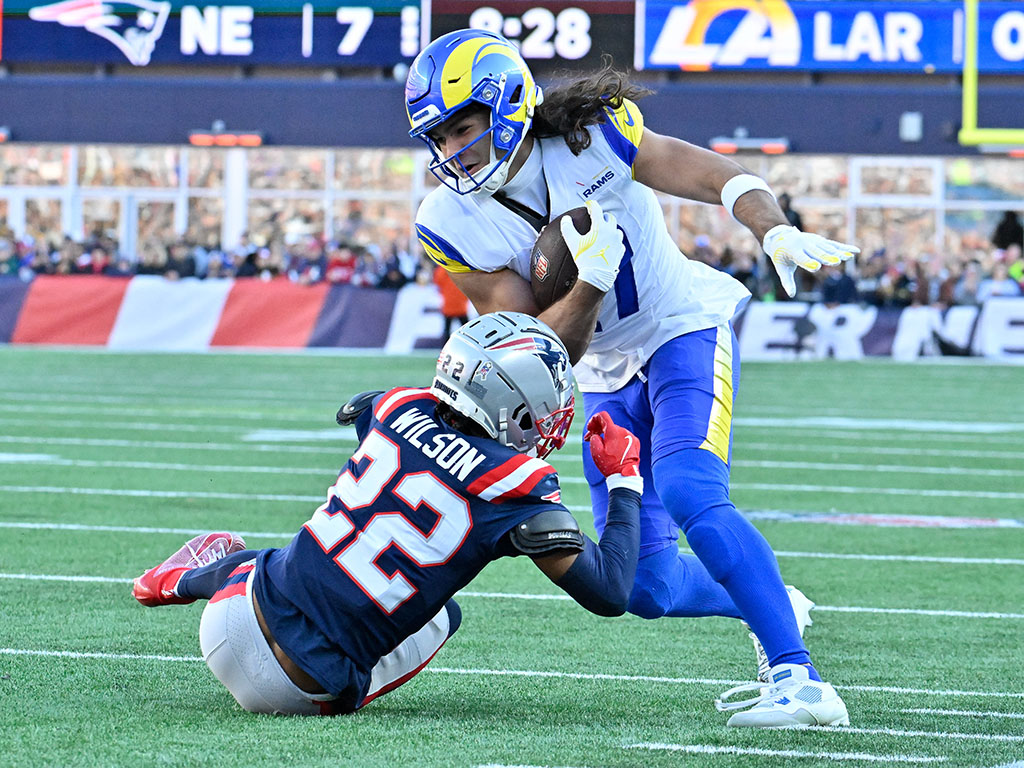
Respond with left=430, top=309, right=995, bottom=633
left=132, top=532, right=247, bottom=607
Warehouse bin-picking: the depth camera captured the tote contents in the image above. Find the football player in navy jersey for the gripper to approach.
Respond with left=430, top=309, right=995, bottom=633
left=133, top=312, right=643, bottom=716
left=404, top=30, right=853, bottom=727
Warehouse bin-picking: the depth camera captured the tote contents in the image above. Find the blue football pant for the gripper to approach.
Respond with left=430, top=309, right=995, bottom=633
left=582, top=326, right=812, bottom=669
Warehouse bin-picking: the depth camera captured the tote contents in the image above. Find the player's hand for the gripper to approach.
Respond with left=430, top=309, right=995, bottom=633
left=762, top=224, right=859, bottom=298
left=584, top=411, right=640, bottom=478
left=560, top=199, right=626, bottom=293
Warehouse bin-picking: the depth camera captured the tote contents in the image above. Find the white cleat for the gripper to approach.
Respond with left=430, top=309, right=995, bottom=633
left=716, top=663, right=849, bottom=728
left=749, top=585, right=815, bottom=683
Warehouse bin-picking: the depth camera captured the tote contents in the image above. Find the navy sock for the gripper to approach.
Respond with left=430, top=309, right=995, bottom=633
left=176, top=549, right=262, bottom=600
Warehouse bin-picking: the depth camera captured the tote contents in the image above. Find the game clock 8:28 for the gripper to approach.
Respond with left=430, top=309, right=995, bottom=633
left=469, top=6, right=591, bottom=60
left=427, top=1, right=636, bottom=71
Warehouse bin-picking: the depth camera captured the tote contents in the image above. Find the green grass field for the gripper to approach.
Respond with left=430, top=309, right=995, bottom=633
left=1, top=347, right=1022, bottom=768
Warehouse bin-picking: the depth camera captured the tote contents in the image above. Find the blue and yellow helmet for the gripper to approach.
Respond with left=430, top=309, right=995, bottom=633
left=405, top=29, right=542, bottom=196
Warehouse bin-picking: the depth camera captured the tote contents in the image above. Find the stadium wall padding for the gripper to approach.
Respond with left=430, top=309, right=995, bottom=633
left=3, top=276, right=1023, bottom=360
left=1, top=77, right=1020, bottom=155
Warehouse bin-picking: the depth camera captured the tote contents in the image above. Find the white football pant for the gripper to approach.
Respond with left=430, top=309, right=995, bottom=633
left=199, top=568, right=452, bottom=715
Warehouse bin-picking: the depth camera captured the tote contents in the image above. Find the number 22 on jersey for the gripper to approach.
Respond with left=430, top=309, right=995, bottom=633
left=303, top=429, right=473, bottom=613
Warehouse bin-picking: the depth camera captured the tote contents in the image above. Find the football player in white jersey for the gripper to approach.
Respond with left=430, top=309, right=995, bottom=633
left=406, top=29, right=857, bottom=728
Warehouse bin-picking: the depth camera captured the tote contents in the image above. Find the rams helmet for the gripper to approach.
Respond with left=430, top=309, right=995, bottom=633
left=406, top=29, right=542, bottom=196
left=432, top=312, right=574, bottom=459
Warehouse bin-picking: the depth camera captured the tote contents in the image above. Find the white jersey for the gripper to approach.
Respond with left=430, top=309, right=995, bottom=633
left=415, top=99, right=751, bottom=392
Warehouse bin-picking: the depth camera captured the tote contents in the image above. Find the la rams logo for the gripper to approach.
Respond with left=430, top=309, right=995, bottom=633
left=29, top=0, right=172, bottom=66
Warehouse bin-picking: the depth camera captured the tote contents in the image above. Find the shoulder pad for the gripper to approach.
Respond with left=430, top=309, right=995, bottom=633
left=510, top=507, right=584, bottom=556
left=336, top=390, right=384, bottom=426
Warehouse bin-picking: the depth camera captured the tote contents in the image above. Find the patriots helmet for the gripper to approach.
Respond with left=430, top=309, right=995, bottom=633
left=432, top=312, right=574, bottom=458
left=406, top=29, right=543, bottom=196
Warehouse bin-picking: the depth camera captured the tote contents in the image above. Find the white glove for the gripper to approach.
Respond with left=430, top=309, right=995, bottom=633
left=560, top=199, right=626, bottom=293
left=762, top=224, right=860, bottom=298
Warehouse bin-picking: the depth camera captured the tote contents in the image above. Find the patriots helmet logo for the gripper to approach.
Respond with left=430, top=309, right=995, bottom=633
left=29, top=0, right=172, bottom=66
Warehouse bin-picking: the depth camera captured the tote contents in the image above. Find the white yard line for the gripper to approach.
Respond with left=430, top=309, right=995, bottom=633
left=457, top=592, right=1024, bottom=620
left=0, top=647, right=1021, bottom=699
left=0, top=435, right=352, bottom=454
left=901, top=708, right=1024, bottom=720
left=627, top=743, right=946, bottom=763
left=3, top=572, right=1021, bottom=620
left=0, top=403, right=321, bottom=422
left=0, top=486, right=320, bottom=502
left=821, top=726, right=1024, bottom=743
left=734, top=417, right=1024, bottom=434
left=733, top=460, right=1024, bottom=478
left=731, top=484, right=1024, bottom=501
left=0, top=456, right=333, bottom=475
left=6, top=451, right=1022, bottom=481
left=0, top=521, right=294, bottom=539
left=2, top=521, right=1022, bottom=565
left=740, top=443, right=1024, bottom=461
left=5, top=483, right=1024, bottom=507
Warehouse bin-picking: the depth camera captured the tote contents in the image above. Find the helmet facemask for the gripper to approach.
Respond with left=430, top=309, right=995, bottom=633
left=406, top=30, right=542, bottom=197
left=431, top=312, right=574, bottom=459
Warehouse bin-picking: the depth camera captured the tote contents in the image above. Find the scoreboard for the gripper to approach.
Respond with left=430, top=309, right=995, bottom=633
left=427, top=1, right=635, bottom=72
left=1, top=1, right=1022, bottom=73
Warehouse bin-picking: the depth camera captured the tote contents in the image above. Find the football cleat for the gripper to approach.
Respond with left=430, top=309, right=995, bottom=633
left=749, top=585, right=816, bottom=683
left=715, top=663, right=850, bottom=728
left=132, top=532, right=246, bottom=607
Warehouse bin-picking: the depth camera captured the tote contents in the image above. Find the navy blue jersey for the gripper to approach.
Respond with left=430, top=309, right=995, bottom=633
left=254, top=387, right=569, bottom=696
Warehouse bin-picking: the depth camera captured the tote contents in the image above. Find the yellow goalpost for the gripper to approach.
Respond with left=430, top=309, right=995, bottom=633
left=958, top=0, right=1024, bottom=146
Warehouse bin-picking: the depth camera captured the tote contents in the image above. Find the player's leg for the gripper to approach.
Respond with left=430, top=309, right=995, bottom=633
left=581, top=386, right=737, bottom=620
left=646, top=328, right=813, bottom=670
left=199, top=569, right=336, bottom=715
left=132, top=532, right=250, bottom=606
left=357, top=599, right=462, bottom=708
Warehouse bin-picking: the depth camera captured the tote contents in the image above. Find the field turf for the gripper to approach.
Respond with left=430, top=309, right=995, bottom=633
left=1, top=347, right=1022, bottom=768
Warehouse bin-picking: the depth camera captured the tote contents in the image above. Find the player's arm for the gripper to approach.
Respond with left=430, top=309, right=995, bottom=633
left=632, top=127, right=859, bottom=296
left=527, top=413, right=642, bottom=617
left=451, top=269, right=605, bottom=365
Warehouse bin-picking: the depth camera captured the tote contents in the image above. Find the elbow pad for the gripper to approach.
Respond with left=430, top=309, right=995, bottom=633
left=336, top=390, right=384, bottom=426
left=510, top=508, right=584, bottom=556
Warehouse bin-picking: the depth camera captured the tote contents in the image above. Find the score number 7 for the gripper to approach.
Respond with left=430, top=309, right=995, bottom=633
left=303, top=430, right=472, bottom=614
left=336, top=7, right=374, bottom=55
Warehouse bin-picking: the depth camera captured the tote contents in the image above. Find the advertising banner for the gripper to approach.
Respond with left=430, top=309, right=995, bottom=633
left=0, top=0, right=419, bottom=66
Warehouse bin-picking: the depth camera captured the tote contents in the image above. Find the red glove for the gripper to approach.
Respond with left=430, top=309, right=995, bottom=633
left=584, top=412, right=641, bottom=478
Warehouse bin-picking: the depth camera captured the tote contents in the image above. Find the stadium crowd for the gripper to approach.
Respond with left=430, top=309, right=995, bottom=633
left=1, top=212, right=1022, bottom=307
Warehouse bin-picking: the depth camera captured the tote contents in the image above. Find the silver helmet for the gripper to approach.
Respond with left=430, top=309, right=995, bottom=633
left=431, top=312, right=574, bottom=458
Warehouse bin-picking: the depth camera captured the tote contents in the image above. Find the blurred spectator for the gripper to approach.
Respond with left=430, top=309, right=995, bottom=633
left=977, top=262, right=1022, bottom=302
left=821, top=265, right=858, bottom=306
left=434, top=265, right=469, bottom=342
left=953, top=261, right=982, bottom=305
left=324, top=243, right=358, bottom=284
left=103, top=254, right=135, bottom=277
left=164, top=241, right=196, bottom=280
left=778, top=192, right=804, bottom=230
left=991, top=211, right=1024, bottom=251
left=286, top=235, right=325, bottom=285
left=1007, top=244, right=1023, bottom=287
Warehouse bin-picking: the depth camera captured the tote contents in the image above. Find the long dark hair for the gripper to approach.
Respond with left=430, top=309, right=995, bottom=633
left=532, top=58, right=654, bottom=156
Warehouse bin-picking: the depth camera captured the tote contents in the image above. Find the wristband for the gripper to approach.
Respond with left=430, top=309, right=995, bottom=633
left=606, top=473, right=643, bottom=494
left=720, top=174, right=776, bottom=222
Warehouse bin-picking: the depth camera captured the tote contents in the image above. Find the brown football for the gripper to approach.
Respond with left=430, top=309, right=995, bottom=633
left=529, top=206, right=590, bottom=311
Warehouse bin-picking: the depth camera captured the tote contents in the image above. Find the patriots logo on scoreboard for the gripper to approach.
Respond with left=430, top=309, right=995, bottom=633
left=28, top=0, right=171, bottom=66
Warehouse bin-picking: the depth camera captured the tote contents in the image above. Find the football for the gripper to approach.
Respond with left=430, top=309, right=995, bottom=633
left=529, top=206, right=590, bottom=311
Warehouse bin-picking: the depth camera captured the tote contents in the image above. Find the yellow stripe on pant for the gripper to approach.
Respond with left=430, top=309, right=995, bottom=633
left=698, top=325, right=734, bottom=464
